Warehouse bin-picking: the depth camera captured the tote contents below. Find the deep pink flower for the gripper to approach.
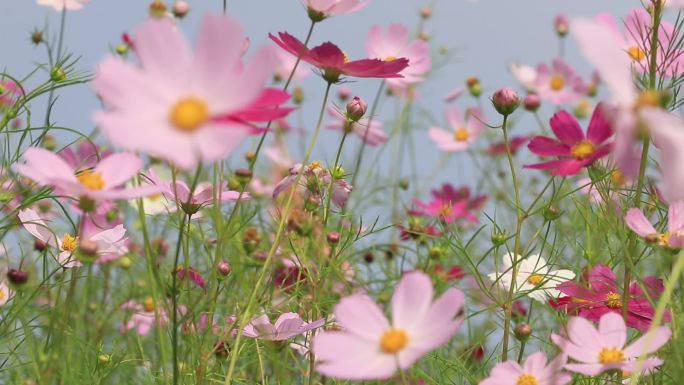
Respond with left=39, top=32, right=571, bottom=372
left=120, top=299, right=168, bottom=336
left=428, top=107, right=484, bottom=152
left=555, top=264, right=671, bottom=331
left=552, top=312, right=670, bottom=376
left=431, top=184, right=487, bottom=213
left=312, top=271, right=464, bottom=380
left=0, top=81, right=21, bottom=107
left=94, top=15, right=292, bottom=170
left=269, top=32, right=409, bottom=83
left=534, top=58, right=586, bottom=105
left=525, top=105, right=612, bottom=176
left=625, top=201, right=684, bottom=248
left=174, top=267, right=206, bottom=291
left=242, top=313, right=325, bottom=341
left=366, top=23, right=431, bottom=88
left=15, top=147, right=159, bottom=203
left=326, top=105, right=386, bottom=145
left=480, top=352, right=570, bottom=385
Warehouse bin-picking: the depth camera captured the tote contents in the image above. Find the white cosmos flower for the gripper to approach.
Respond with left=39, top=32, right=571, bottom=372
left=488, top=253, right=575, bottom=302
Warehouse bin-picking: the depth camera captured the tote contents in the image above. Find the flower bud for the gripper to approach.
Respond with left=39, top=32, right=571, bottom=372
left=466, top=76, right=480, bottom=88
left=428, top=246, right=445, bottom=260
left=420, top=7, right=432, bottom=19
left=118, top=256, right=132, bottom=269
left=514, top=323, right=533, bottom=341
left=235, top=168, right=252, bottom=186
left=293, top=86, right=305, bottom=104
left=7, top=268, right=28, bottom=285
left=172, top=1, right=190, bottom=18
left=217, top=260, right=231, bottom=276
left=115, top=44, right=129, bottom=56
left=34, top=239, right=47, bottom=252
left=337, top=87, right=351, bottom=101
left=491, top=87, right=520, bottom=116
left=50, top=67, right=66, bottom=82
left=523, top=94, right=540, bottom=112
left=98, top=354, right=111, bottom=364
left=418, top=31, right=430, bottom=41
left=399, top=179, right=410, bottom=190
left=244, top=150, right=256, bottom=162
left=30, top=30, right=44, bottom=45
left=363, top=252, right=374, bottom=263
left=491, top=230, right=507, bottom=246
left=327, top=232, right=340, bottom=245
left=149, top=0, right=167, bottom=18
left=542, top=205, right=561, bottom=221
left=554, top=14, right=569, bottom=37
left=346, top=96, right=367, bottom=122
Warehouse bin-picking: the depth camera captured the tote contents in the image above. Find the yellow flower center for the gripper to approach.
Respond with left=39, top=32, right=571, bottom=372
left=77, top=169, right=105, bottom=191
left=610, top=170, right=626, bottom=186
left=570, top=140, right=596, bottom=160
left=0, top=288, right=6, bottom=301
left=384, top=56, right=397, bottom=62
left=169, top=97, right=209, bottom=132
left=527, top=274, right=544, bottom=286
left=61, top=234, right=79, bottom=252
left=605, top=292, right=622, bottom=309
left=628, top=46, right=646, bottom=62
left=549, top=75, right=565, bottom=91
left=380, top=329, right=409, bottom=354
left=636, top=90, right=660, bottom=109
left=454, top=128, right=470, bottom=142
left=516, top=374, right=539, bottom=385
left=143, top=297, right=155, bottom=312
left=658, top=232, right=671, bottom=247
left=598, top=347, right=625, bottom=364
left=440, top=203, right=454, bottom=218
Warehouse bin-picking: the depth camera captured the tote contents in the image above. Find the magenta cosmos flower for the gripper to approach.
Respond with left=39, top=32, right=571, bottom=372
left=242, top=313, right=325, bottom=341
left=365, top=23, right=431, bottom=88
left=534, top=58, right=586, bottom=105
left=37, top=0, right=88, bottom=11
left=555, top=264, right=670, bottom=331
left=273, top=161, right=352, bottom=209
left=15, top=147, right=158, bottom=204
left=480, top=352, right=570, bottom=385
left=269, top=32, right=409, bottom=83
left=94, top=14, right=292, bottom=170
left=411, top=184, right=485, bottom=224
left=625, top=201, right=684, bottom=248
left=525, top=105, right=612, bottom=176
left=428, top=107, right=484, bottom=152
left=552, top=312, right=671, bottom=376
left=304, top=0, right=367, bottom=19
left=312, top=271, right=464, bottom=380
left=18, top=208, right=128, bottom=267
left=326, top=105, right=386, bottom=145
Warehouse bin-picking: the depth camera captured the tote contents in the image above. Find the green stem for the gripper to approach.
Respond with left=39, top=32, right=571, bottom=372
left=350, top=80, right=385, bottom=188
left=323, top=131, right=348, bottom=225
left=223, top=81, right=333, bottom=384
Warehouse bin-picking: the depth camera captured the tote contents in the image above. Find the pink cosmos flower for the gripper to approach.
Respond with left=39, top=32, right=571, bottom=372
left=552, top=312, right=671, bottom=376
left=161, top=178, right=248, bottom=215
left=242, top=313, right=325, bottom=341
left=269, top=32, right=409, bottom=83
left=0, top=81, right=22, bottom=107
left=480, top=352, right=570, bottom=385
left=94, top=15, right=292, bottom=170
left=411, top=184, right=485, bottom=224
left=509, top=63, right=538, bottom=93
left=572, top=17, right=644, bottom=178
left=625, top=201, right=684, bottom=248
left=525, top=105, right=612, bottom=176
left=640, top=107, right=684, bottom=203
left=534, top=58, right=586, bottom=105
left=18, top=208, right=128, bottom=267
left=304, top=0, right=367, bottom=18
left=366, top=24, right=431, bottom=88
left=37, top=0, right=88, bottom=11
left=428, top=107, right=484, bottom=152
left=120, top=299, right=168, bottom=336
left=326, top=106, right=386, bottom=145
left=58, top=140, right=112, bottom=170
left=312, top=271, right=464, bottom=380
left=273, top=161, right=352, bottom=209
left=15, top=147, right=158, bottom=204
left=554, top=264, right=670, bottom=331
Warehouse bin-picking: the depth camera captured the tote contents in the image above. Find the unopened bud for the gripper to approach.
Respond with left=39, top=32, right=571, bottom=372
left=491, top=87, right=520, bottom=116
left=418, top=31, right=430, bottom=41
left=235, top=168, right=252, bottom=186
left=115, top=44, right=129, bottom=56
left=491, top=231, right=507, bottom=246
left=244, top=151, right=256, bottom=162
left=554, top=14, right=569, bottom=37
left=172, top=1, right=190, bottom=18
left=420, top=7, right=432, bottom=19
left=523, top=94, right=540, bottom=112
left=149, top=0, right=167, bottom=18
left=542, top=205, right=561, bottom=221
left=346, top=96, right=367, bottom=122
left=34, top=239, right=47, bottom=252
left=98, top=354, right=111, bottom=364
left=118, top=256, right=132, bottom=269
left=293, top=86, right=305, bottom=104
left=50, top=67, right=66, bottom=82
left=327, top=232, right=341, bottom=245
left=30, top=30, right=44, bottom=45
left=363, top=252, right=374, bottom=263
left=337, top=87, right=351, bottom=101
left=399, top=179, right=410, bottom=190
left=7, top=269, right=28, bottom=285
left=466, top=76, right=480, bottom=88
left=514, top=323, right=533, bottom=341
left=217, top=260, right=231, bottom=276
left=428, top=246, right=445, bottom=260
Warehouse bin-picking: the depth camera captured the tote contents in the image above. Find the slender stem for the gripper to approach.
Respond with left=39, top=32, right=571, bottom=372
left=222, top=0, right=227, bottom=13
left=39, top=6, right=67, bottom=145
left=223, top=82, right=333, bottom=385
left=350, top=81, right=385, bottom=188
left=323, top=131, right=348, bottom=225
left=500, top=114, right=524, bottom=362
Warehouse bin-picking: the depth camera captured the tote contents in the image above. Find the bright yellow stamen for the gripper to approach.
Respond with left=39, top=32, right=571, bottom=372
left=169, top=97, right=209, bottom=132
left=549, top=75, right=565, bottom=91
left=527, top=274, right=544, bottom=286
left=570, top=140, right=596, bottom=160
left=309, top=160, right=323, bottom=171
left=77, top=169, right=105, bottom=191
left=636, top=90, right=660, bottom=109
left=658, top=232, right=671, bottom=247
left=516, top=374, right=539, bottom=385
left=598, top=347, right=625, bottom=364
left=143, top=297, right=155, bottom=312
left=440, top=203, right=454, bottom=218
left=380, top=329, right=409, bottom=354
left=628, top=46, right=647, bottom=62
left=384, top=56, right=397, bottom=62
left=0, top=289, right=5, bottom=301
left=605, top=292, right=622, bottom=309
left=61, top=234, right=78, bottom=252
left=454, top=128, right=470, bottom=142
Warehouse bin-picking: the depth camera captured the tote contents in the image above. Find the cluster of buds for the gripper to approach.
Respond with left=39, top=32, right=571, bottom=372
left=466, top=76, right=482, bottom=98
left=272, top=161, right=353, bottom=213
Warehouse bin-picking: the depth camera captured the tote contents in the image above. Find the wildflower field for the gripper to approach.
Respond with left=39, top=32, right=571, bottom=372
left=2, top=0, right=684, bottom=384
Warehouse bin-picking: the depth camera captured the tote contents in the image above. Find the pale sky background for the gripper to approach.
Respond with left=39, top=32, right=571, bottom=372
left=0, top=0, right=638, bottom=191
